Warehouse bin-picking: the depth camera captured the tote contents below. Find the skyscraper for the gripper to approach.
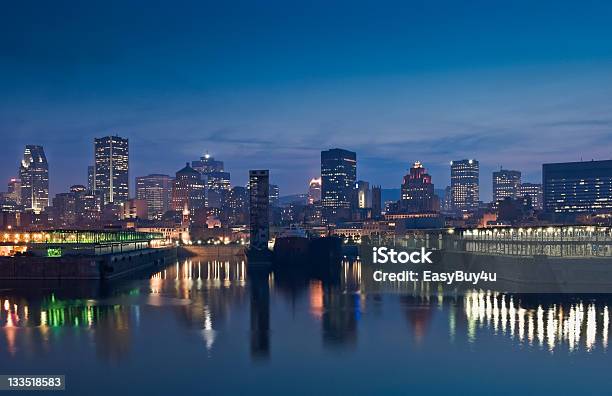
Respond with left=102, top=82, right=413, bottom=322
left=249, top=170, right=270, bottom=251
left=192, top=153, right=230, bottom=208
left=321, top=148, right=356, bottom=220
left=171, top=163, right=205, bottom=212
left=543, top=160, right=612, bottom=215
left=94, top=135, right=129, bottom=205
left=19, top=145, right=49, bottom=213
left=136, top=174, right=174, bottom=220
left=450, top=159, right=479, bottom=213
left=493, top=169, right=521, bottom=203
left=518, top=182, right=543, bottom=210
left=401, top=161, right=437, bottom=213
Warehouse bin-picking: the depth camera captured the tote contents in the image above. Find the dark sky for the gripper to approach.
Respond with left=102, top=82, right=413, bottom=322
left=2, top=0, right=612, bottom=200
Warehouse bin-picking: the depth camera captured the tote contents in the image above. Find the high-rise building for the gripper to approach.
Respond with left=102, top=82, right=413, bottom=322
left=192, top=153, right=224, bottom=174
left=19, top=145, right=49, bottom=213
left=6, top=178, right=21, bottom=205
left=543, top=160, right=612, bottom=215
left=517, top=182, right=543, bottom=210
left=249, top=170, right=270, bottom=251
left=269, top=184, right=280, bottom=207
left=371, top=185, right=382, bottom=219
left=493, top=169, right=521, bottom=203
left=94, top=135, right=129, bottom=205
left=401, top=161, right=437, bottom=213
left=87, top=165, right=95, bottom=192
left=171, top=163, right=205, bottom=213
left=321, top=148, right=356, bottom=219
left=136, top=174, right=174, bottom=220
left=308, top=177, right=322, bottom=204
left=355, top=180, right=370, bottom=209
left=450, top=159, right=479, bottom=213
left=227, top=186, right=248, bottom=225
left=52, top=192, right=76, bottom=226
left=192, top=153, right=230, bottom=208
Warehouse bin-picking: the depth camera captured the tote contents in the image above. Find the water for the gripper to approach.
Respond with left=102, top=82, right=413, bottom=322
left=0, top=258, right=611, bottom=395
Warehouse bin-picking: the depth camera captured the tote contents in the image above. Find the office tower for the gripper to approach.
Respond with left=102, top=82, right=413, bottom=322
left=87, top=166, right=94, bottom=192
left=52, top=192, right=76, bottom=226
left=308, top=177, right=322, bottom=204
left=206, top=171, right=231, bottom=208
left=355, top=180, right=370, bottom=209
left=269, top=184, right=280, bottom=207
left=192, top=153, right=231, bottom=208
left=6, top=178, right=21, bottom=205
left=249, top=170, right=270, bottom=251
left=493, top=169, right=521, bottom=203
left=401, top=161, right=437, bottom=213
left=136, top=174, right=174, bottom=220
left=518, top=182, right=543, bottom=210
left=543, top=160, right=612, bottom=215
left=192, top=153, right=224, bottom=174
left=19, top=145, right=49, bottom=213
left=321, top=148, right=357, bottom=219
left=371, top=185, right=382, bottom=218
left=450, top=159, right=479, bottom=213
left=94, top=135, right=129, bottom=205
left=227, top=186, right=248, bottom=225
left=70, top=184, right=99, bottom=224
left=171, top=163, right=205, bottom=212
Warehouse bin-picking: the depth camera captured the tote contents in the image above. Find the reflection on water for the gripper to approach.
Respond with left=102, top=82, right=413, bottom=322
left=464, top=290, right=609, bottom=353
left=0, top=258, right=609, bottom=356
left=0, top=257, right=611, bottom=394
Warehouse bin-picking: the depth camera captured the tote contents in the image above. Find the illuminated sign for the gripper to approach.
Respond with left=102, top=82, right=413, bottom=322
left=47, top=248, right=62, bottom=258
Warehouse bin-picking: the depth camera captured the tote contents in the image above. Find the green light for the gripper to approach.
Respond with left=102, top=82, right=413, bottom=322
left=47, top=248, right=62, bottom=257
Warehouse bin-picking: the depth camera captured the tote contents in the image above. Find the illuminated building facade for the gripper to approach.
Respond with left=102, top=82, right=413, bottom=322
left=355, top=180, right=370, bottom=209
left=321, top=148, right=356, bottom=220
left=401, top=161, right=437, bottom=213
left=543, top=160, right=612, bottom=215
left=308, top=177, right=322, bottom=204
left=19, top=145, right=49, bottom=213
left=136, top=174, right=173, bottom=220
left=94, top=135, right=129, bottom=205
left=226, top=186, right=248, bottom=225
left=517, top=182, right=543, bottom=210
left=249, top=170, right=269, bottom=251
left=451, top=159, right=479, bottom=213
left=493, top=169, right=521, bottom=203
left=171, top=163, right=205, bottom=212
left=192, top=153, right=230, bottom=208
left=269, top=184, right=280, bottom=206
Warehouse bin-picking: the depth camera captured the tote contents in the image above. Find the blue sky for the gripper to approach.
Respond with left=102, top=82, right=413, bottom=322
left=1, top=0, right=612, bottom=200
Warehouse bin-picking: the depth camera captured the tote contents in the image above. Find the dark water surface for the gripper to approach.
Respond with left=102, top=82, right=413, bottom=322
left=0, top=258, right=610, bottom=395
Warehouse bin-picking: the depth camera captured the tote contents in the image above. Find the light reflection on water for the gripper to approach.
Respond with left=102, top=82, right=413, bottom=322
left=0, top=258, right=609, bottom=356
left=0, top=258, right=611, bottom=394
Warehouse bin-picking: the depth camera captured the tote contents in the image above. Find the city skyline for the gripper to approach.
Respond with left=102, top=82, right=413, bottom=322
left=2, top=1, right=612, bottom=197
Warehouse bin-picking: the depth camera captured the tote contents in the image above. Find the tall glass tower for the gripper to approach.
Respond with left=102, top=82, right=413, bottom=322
left=94, top=135, right=129, bottom=205
left=321, top=148, right=356, bottom=220
left=19, top=145, right=49, bottom=213
left=450, top=159, right=479, bottom=213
